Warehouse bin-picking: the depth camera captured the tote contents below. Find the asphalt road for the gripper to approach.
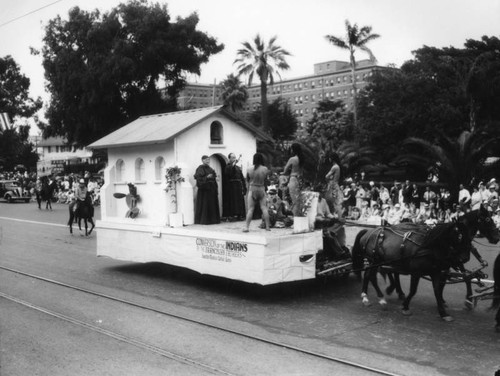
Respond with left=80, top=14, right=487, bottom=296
left=0, top=201, right=499, bottom=376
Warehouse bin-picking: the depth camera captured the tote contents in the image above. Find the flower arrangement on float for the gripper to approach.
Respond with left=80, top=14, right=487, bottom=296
left=165, top=166, right=185, bottom=227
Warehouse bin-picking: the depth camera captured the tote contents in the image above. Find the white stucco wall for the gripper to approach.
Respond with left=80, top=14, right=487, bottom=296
left=100, top=113, right=257, bottom=227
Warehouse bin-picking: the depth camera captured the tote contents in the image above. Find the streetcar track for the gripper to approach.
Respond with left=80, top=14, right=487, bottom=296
left=0, top=291, right=234, bottom=376
left=0, top=265, right=401, bottom=376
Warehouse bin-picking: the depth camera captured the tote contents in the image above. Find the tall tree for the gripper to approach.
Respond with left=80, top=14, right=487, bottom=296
left=250, top=97, right=298, bottom=144
left=0, top=55, right=42, bottom=119
left=325, top=20, right=380, bottom=128
left=40, top=1, right=224, bottom=146
left=234, top=34, right=290, bottom=132
left=219, top=74, right=248, bottom=112
left=396, top=130, right=500, bottom=196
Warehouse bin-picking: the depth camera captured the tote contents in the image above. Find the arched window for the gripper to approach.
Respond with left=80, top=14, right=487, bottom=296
left=135, top=158, right=145, bottom=181
left=210, top=121, right=223, bottom=145
left=116, top=159, right=125, bottom=182
left=155, top=156, right=165, bottom=181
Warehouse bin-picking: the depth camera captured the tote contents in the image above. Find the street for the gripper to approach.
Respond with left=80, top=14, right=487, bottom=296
left=0, top=201, right=499, bottom=376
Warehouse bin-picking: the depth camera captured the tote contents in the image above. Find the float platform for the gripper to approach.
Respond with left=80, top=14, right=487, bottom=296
left=96, top=219, right=322, bottom=285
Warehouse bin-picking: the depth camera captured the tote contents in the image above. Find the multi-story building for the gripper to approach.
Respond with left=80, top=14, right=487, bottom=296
left=36, top=136, right=94, bottom=175
left=175, top=59, right=384, bottom=127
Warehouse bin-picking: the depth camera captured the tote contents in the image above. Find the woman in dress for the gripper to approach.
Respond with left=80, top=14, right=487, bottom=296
left=325, top=152, right=344, bottom=218
left=283, top=143, right=304, bottom=216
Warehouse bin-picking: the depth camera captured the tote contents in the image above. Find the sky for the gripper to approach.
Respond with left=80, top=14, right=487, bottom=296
left=1, top=0, right=499, bottom=133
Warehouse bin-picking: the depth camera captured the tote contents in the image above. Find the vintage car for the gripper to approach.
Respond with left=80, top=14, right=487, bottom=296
left=0, top=180, right=31, bottom=203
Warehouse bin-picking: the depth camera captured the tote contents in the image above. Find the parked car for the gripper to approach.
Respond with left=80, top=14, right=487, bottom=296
left=0, top=180, right=31, bottom=203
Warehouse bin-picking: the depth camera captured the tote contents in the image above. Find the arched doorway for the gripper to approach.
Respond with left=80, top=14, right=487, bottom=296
left=209, top=153, right=228, bottom=216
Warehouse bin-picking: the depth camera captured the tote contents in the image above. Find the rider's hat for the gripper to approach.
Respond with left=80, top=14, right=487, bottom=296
left=79, top=179, right=85, bottom=184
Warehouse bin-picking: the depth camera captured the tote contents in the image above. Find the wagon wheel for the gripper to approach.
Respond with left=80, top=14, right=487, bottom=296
left=5, top=194, right=12, bottom=203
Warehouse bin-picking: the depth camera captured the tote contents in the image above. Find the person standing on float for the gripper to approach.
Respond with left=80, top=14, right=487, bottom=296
left=194, top=155, right=220, bottom=225
left=243, top=153, right=271, bottom=232
left=224, top=153, right=247, bottom=220
left=283, top=143, right=304, bottom=216
left=325, top=152, right=344, bottom=218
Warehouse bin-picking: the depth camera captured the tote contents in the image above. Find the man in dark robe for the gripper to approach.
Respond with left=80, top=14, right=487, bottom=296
left=223, top=153, right=247, bottom=220
left=194, top=155, right=220, bottom=224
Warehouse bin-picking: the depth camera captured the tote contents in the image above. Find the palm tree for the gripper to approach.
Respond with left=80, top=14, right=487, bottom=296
left=397, top=130, right=500, bottom=197
left=234, top=34, right=291, bottom=131
left=325, top=20, right=380, bottom=128
left=219, top=74, right=249, bottom=113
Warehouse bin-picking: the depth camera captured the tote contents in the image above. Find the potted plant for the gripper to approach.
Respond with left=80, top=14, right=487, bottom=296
left=165, top=166, right=185, bottom=227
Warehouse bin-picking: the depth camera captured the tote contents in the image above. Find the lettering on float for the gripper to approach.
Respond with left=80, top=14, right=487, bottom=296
left=196, top=238, right=248, bottom=263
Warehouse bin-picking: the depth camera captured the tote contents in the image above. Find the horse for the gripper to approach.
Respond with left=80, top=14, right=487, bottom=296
left=352, top=221, right=472, bottom=321
left=456, top=206, right=500, bottom=307
left=491, top=252, right=500, bottom=332
left=40, top=178, right=58, bottom=210
left=68, top=193, right=95, bottom=236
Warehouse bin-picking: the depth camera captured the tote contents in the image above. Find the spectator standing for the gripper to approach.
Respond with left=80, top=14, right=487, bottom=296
left=411, top=183, right=420, bottom=208
left=402, top=180, right=413, bottom=205
left=458, top=184, right=471, bottom=212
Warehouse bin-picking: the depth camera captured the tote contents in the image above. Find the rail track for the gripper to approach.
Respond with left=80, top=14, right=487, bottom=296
left=0, top=264, right=402, bottom=376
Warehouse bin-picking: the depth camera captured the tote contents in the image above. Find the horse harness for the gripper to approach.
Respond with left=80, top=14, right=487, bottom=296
left=361, top=224, right=431, bottom=263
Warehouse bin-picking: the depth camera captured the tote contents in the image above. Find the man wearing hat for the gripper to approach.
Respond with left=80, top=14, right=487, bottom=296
left=194, top=155, right=220, bottom=225
left=74, top=178, right=88, bottom=213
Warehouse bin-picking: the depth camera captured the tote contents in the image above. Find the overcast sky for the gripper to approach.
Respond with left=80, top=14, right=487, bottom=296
left=1, top=0, right=499, bottom=110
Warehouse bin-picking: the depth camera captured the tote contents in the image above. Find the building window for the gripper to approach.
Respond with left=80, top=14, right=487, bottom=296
left=210, top=121, right=223, bottom=144
left=311, top=81, right=315, bottom=88
left=337, top=77, right=341, bottom=84
left=116, top=159, right=125, bottom=182
left=155, top=156, right=165, bottom=181
left=305, top=95, right=308, bottom=102
left=135, top=158, right=145, bottom=181
left=325, top=92, right=329, bottom=98
left=299, top=96, right=303, bottom=103
left=312, top=94, right=316, bottom=102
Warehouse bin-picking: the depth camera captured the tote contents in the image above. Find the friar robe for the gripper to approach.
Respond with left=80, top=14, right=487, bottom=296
left=223, top=163, right=247, bottom=219
left=194, top=164, right=220, bottom=225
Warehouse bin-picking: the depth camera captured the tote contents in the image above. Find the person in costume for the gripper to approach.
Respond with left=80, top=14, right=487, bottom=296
left=243, top=153, right=270, bottom=232
left=194, top=155, right=220, bottom=224
left=224, top=152, right=246, bottom=220
left=283, top=143, right=304, bottom=216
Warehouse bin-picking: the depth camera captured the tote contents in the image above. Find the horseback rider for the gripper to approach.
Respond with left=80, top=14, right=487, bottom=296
left=74, top=179, right=88, bottom=213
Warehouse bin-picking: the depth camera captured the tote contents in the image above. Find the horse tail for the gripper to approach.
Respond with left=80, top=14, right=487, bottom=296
left=490, top=253, right=500, bottom=311
left=351, top=229, right=368, bottom=277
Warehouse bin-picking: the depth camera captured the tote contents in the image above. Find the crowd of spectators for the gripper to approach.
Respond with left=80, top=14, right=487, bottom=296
left=329, top=178, right=500, bottom=229
left=0, top=170, right=103, bottom=206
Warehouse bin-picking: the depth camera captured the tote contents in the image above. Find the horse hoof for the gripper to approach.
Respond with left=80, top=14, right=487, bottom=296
left=379, top=299, right=388, bottom=310
left=464, top=300, right=473, bottom=310
left=442, top=316, right=454, bottom=322
left=401, top=309, right=412, bottom=316
left=362, top=298, right=371, bottom=307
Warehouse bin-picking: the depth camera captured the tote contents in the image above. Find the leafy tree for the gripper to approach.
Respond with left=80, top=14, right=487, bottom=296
left=325, top=20, right=380, bottom=128
left=0, top=55, right=41, bottom=171
left=234, top=34, right=290, bottom=132
left=357, top=36, right=500, bottom=163
left=40, top=1, right=224, bottom=146
left=219, top=74, right=248, bottom=112
left=0, top=55, right=42, bottom=119
left=297, top=101, right=356, bottom=183
left=250, top=97, right=298, bottom=144
left=396, top=130, right=500, bottom=196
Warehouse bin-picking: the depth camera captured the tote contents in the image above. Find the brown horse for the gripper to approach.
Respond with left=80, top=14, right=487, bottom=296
left=68, top=193, right=95, bottom=236
left=352, top=221, right=472, bottom=321
left=456, top=207, right=500, bottom=307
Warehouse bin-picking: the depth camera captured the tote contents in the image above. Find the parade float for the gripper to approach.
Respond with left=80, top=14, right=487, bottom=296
left=89, top=106, right=329, bottom=285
